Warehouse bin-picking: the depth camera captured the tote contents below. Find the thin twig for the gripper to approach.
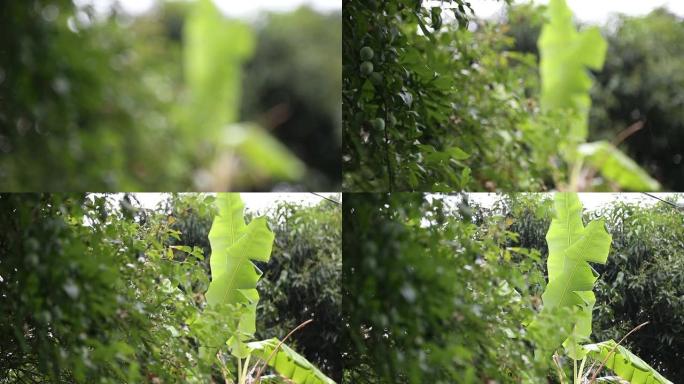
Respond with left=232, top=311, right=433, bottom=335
left=641, top=192, right=681, bottom=210
left=253, top=319, right=314, bottom=383
left=588, top=321, right=649, bottom=383
left=310, top=192, right=341, bottom=205
left=612, top=121, right=644, bottom=147
left=582, top=121, right=644, bottom=189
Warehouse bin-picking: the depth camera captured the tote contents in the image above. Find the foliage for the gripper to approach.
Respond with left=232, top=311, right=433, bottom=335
left=591, top=201, right=684, bottom=381
left=192, top=193, right=334, bottom=384
left=0, top=194, right=204, bottom=382
left=488, top=193, right=683, bottom=382
left=343, top=0, right=667, bottom=191
left=343, top=0, right=555, bottom=191
left=195, top=194, right=275, bottom=362
left=342, top=193, right=550, bottom=383
left=241, top=8, right=342, bottom=189
left=589, top=9, right=684, bottom=191
left=504, top=2, right=679, bottom=191
left=0, top=1, right=187, bottom=190
left=533, top=193, right=612, bottom=360
left=256, top=200, right=342, bottom=381
left=0, top=193, right=339, bottom=383
left=247, top=338, right=335, bottom=384
left=539, top=0, right=607, bottom=143
left=585, top=340, right=671, bottom=384
left=158, top=193, right=342, bottom=381
left=0, top=1, right=337, bottom=191
left=537, top=0, right=658, bottom=191
left=182, top=0, right=304, bottom=189
left=529, top=193, right=671, bottom=383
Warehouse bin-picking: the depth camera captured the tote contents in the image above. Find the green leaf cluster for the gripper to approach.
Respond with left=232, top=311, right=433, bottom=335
left=342, top=193, right=550, bottom=383
left=194, top=193, right=336, bottom=384
left=343, top=0, right=552, bottom=191
left=533, top=193, right=611, bottom=359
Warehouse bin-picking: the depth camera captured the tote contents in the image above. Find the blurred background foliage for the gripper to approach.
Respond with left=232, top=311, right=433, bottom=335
left=0, top=0, right=341, bottom=191
left=504, top=2, right=684, bottom=191
left=342, top=193, right=551, bottom=383
left=0, top=193, right=341, bottom=382
left=343, top=0, right=684, bottom=191
left=343, top=193, right=683, bottom=383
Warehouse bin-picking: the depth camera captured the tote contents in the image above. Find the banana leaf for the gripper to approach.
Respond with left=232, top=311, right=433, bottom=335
left=585, top=340, right=672, bottom=384
left=204, top=193, right=274, bottom=357
left=539, top=193, right=612, bottom=359
left=578, top=141, right=661, bottom=191
left=248, top=338, right=336, bottom=384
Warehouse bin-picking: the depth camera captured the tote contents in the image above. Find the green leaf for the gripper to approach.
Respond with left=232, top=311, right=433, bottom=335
left=223, top=123, right=306, bottom=180
left=539, top=193, right=612, bottom=359
left=248, top=338, right=336, bottom=384
left=584, top=340, right=673, bottom=384
left=204, top=194, right=275, bottom=357
left=539, top=0, right=607, bottom=143
left=184, top=0, right=254, bottom=137
left=578, top=141, right=661, bottom=191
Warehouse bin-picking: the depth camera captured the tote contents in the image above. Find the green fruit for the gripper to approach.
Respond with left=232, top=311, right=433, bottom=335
left=388, top=113, right=397, bottom=126
left=370, top=72, right=383, bottom=85
left=431, top=7, right=442, bottom=31
left=360, top=61, right=374, bottom=76
left=360, top=46, right=374, bottom=61
left=372, top=118, right=385, bottom=130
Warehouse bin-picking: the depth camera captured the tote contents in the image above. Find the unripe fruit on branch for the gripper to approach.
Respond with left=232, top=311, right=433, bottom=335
left=360, top=46, right=374, bottom=61
left=360, top=61, right=374, bottom=76
left=388, top=113, right=397, bottom=127
left=372, top=118, right=385, bottom=130
left=370, top=72, right=383, bottom=85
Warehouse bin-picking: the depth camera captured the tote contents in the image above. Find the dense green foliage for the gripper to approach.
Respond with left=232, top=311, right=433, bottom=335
left=591, top=201, right=684, bottom=381
left=343, top=0, right=557, bottom=191
left=486, top=194, right=684, bottom=382
left=343, top=0, right=675, bottom=191
left=160, top=194, right=342, bottom=381
left=257, top=201, right=342, bottom=381
left=0, top=1, right=340, bottom=191
left=342, top=193, right=551, bottom=383
left=343, top=193, right=683, bottom=382
left=0, top=1, right=181, bottom=190
left=0, top=194, right=202, bottom=382
left=0, top=194, right=340, bottom=382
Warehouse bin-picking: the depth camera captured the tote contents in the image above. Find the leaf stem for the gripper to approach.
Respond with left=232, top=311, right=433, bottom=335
left=588, top=321, right=649, bottom=383
left=253, top=319, right=314, bottom=383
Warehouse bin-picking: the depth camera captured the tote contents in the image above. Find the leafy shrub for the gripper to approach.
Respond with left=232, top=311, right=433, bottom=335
left=342, top=0, right=553, bottom=191
left=342, top=193, right=549, bottom=383
left=0, top=193, right=341, bottom=382
left=491, top=194, right=684, bottom=382
left=0, top=194, right=202, bottom=382
left=159, top=193, right=342, bottom=380
left=257, top=200, right=342, bottom=381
